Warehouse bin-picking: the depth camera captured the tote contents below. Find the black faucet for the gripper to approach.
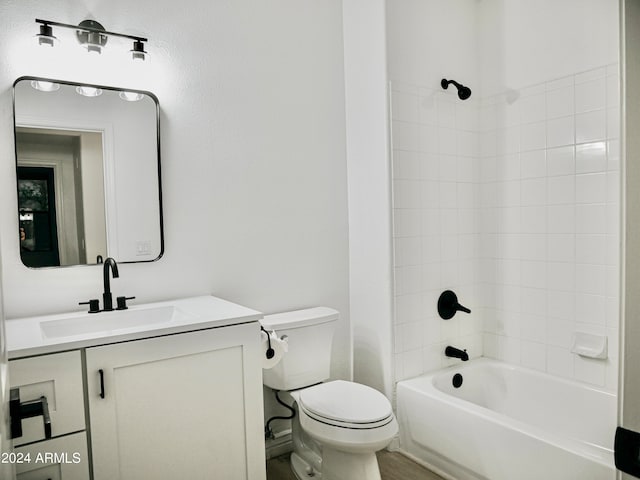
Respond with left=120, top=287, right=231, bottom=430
left=445, top=345, right=469, bottom=361
left=102, top=257, right=119, bottom=312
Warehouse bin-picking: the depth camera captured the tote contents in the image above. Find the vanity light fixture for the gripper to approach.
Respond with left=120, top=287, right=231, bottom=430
left=35, top=23, right=58, bottom=47
left=30, top=80, right=60, bottom=92
left=119, top=91, right=144, bottom=102
left=76, top=86, right=103, bottom=97
left=34, top=18, right=148, bottom=61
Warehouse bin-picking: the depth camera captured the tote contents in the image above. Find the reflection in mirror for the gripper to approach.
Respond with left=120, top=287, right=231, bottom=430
left=13, top=77, right=163, bottom=268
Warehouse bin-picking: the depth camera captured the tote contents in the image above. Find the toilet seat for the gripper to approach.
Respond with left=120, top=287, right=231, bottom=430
left=298, top=380, right=394, bottom=429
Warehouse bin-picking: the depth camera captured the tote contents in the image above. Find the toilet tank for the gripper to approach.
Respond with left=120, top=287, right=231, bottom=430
left=260, top=307, right=339, bottom=391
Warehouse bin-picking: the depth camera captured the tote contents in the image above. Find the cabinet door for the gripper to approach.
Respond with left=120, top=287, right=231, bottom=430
left=14, top=432, right=89, bottom=480
left=10, top=351, right=85, bottom=446
left=86, top=324, right=265, bottom=480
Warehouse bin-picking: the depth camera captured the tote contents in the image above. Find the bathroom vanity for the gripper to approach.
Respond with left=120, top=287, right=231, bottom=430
left=6, top=296, right=266, bottom=480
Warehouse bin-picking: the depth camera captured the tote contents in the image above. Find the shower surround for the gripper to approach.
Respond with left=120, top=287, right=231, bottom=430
left=389, top=0, right=619, bottom=394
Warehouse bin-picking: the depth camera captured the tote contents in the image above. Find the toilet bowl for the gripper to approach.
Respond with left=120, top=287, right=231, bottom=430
left=261, top=308, right=397, bottom=480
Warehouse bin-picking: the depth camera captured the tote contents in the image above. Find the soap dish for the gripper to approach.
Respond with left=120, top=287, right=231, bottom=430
left=571, top=332, right=608, bottom=359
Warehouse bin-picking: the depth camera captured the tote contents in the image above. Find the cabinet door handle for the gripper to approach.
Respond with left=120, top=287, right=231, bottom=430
left=98, top=369, right=105, bottom=399
left=9, top=388, right=52, bottom=439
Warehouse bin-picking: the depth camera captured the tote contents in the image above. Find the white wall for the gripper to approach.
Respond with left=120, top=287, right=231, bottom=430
left=0, top=0, right=351, bottom=384
left=343, top=0, right=394, bottom=399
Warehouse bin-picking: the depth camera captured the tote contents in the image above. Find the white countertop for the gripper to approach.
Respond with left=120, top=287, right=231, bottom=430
left=6, top=295, right=263, bottom=359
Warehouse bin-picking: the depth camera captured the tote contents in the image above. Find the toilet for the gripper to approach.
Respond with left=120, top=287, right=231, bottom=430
left=261, top=307, right=398, bottom=480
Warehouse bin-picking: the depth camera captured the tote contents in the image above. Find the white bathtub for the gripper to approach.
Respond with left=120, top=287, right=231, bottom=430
left=396, top=358, right=616, bottom=480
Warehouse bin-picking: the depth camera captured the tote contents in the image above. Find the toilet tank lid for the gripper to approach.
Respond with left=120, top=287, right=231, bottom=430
left=260, top=307, right=339, bottom=330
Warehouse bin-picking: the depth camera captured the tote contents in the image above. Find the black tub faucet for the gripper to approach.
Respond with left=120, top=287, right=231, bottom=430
left=102, top=257, right=119, bottom=312
left=445, top=345, right=469, bottom=361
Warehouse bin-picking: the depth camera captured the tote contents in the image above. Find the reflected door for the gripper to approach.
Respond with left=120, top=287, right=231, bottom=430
left=18, top=167, right=60, bottom=267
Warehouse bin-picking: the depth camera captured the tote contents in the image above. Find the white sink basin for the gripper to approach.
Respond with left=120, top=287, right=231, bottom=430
left=40, top=306, right=188, bottom=339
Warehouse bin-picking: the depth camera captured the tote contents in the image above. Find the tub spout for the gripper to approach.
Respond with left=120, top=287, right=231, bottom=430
left=445, top=345, right=468, bottom=361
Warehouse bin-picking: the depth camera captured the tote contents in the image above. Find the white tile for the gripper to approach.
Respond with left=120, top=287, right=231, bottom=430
left=420, top=180, right=441, bottom=209
left=520, top=234, right=546, bottom=261
left=546, top=76, right=574, bottom=91
left=392, top=91, right=420, bottom=122
left=419, top=92, right=438, bottom=126
left=548, top=290, right=576, bottom=321
left=575, top=234, right=607, bottom=265
left=547, top=346, right=574, bottom=378
left=418, top=124, right=438, bottom=154
left=456, top=102, right=478, bottom=131
left=394, top=236, right=421, bottom=266
left=394, top=208, right=421, bottom=237
left=500, top=233, right=522, bottom=260
left=547, top=116, right=574, bottom=148
left=422, top=264, right=442, bottom=291
left=547, top=146, right=575, bottom=177
left=421, top=235, right=441, bottom=264
left=521, top=206, right=546, bottom=234
left=520, top=93, right=546, bottom=124
left=483, top=333, right=499, bottom=358
left=547, top=234, right=575, bottom=262
left=436, top=97, right=456, bottom=128
left=440, top=235, right=458, bottom=262
left=575, top=67, right=607, bottom=84
left=546, top=86, right=575, bottom=119
left=520, top=150, right=546, bottom=178
left=520, top=314, right=547, bottom=344
left=547, top=262, right=575, bottom=292
left=522, top=261, right=546, bottom=289
left=394, top=265, right=421, bottom=295
left=575, top=77, right=606, bottom=113
left=575, top=293, right=606, bottom=325
left=499, top=154, right=521, bottom=181
left=499, top=336, right=521, bottom=364
left=439, top=154, right=458, bottom=182
left=576, top=110, right=606, bottom=144
left=393, top=180, right=421, bottom=209
left=456, top=156, right=476, bottom=183
left=421, top=209, right=439, bottom=235
left=457, top=131, right=479, bottom=157
left=575, top=263, right=606, bottom=296
left=393, top=150, right=421, bottom=179
left=395, top=293, right=422, bottom=324
left=521, top=287, right=547, bottom=317
left=522, top=178, right=547, bottom=206
left=521, top=341, right=547, bottom=371
left=576, top=173, right=607, bottom=204
left=438, top=182, right=457, bottom=208
left=547, top=205, right=575, bottom=233
left=608, top=171, right=621, bottom=204
left=520, top=122, right=546, bottom=151
left=608, top=139, right=620, bottom=171
left=547, top=320, right=574, bottom=349
left=419, top=153, right=439, bottom=180
left=392, top=121, right=419, bottom=151
left=576, top=142, right=607, bottom=174
left=438, top=127, right=458, bottom=155
left=401, top=321, right=425, bottom=352
left=576, top=204, right=607, bottom=233
left=607, top=74, right=620, bottom=109
left=401, top=349, right=424, bottom=379
left=423, top=344, right=443, bottom=372
left=547, top=175, right=575, bottom=205
left=607, top=107, right=620, bottom=140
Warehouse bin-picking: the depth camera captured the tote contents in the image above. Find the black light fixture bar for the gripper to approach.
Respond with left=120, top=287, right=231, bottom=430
left=35, top=18, right=148, bottom=43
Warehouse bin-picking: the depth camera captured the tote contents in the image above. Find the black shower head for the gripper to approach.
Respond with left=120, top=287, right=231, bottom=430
left=441, top=78, right=472, bottom=100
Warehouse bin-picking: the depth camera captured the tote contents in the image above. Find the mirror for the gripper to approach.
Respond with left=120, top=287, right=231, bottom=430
left=13, top=77, right=163, bottom=268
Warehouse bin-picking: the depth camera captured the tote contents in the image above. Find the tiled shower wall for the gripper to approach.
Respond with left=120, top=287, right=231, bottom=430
left=480, top=65, right=620, bottom=392
left=391, top=65, right=620, bottom=391
left=391, top=82, right=483, bottom=382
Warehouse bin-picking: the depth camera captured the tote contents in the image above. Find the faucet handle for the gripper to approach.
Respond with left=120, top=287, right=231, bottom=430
left=79, top=299, right=100, bottom=314
left=116, top=296, right=136, bottom=310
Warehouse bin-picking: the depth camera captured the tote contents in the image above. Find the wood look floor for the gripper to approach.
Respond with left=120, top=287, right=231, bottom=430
left=266, top=450, right=447, bottom=480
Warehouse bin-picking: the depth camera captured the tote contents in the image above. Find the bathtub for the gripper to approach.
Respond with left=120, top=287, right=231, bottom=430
left=396, top=358, right=616, bottom=480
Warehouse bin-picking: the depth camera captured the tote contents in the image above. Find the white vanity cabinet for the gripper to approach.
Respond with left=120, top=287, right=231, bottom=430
left=85, top=323, right=266, bottom=480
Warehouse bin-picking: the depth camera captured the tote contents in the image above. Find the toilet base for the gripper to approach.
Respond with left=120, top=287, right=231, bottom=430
left=322, top=447, right=382, bottom=480
left=291, top=451, right=323, bottom=479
